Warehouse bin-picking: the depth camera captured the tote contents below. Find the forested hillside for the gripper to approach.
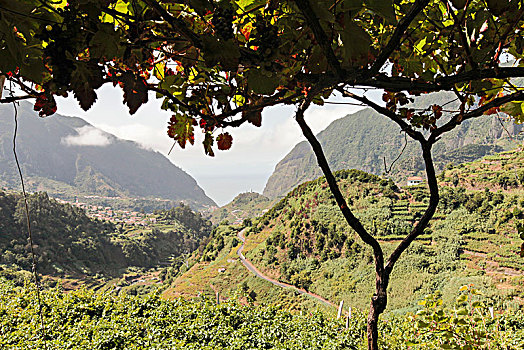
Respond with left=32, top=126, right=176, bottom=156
left=264, top=97, right=523, bottom=198
left=0, top=103, right=215, bottom=210
left=0, top=191, right=212, bottom=282
left=172, top=150, right=523, bottom=313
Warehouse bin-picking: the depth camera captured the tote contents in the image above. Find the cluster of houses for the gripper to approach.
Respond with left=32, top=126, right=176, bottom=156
left=55, top=198, right=156, bottom=226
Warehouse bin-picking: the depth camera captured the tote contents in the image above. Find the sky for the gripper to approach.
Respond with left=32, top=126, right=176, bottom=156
left=55, top=85, right=366, bottom=206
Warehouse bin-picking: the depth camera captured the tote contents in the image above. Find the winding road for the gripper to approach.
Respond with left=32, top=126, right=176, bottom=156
left=236, top=229, right=334, bottom=308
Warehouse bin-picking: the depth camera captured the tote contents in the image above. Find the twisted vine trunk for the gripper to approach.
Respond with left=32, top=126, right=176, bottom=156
left=296, top=100, right=440, bottom=350
left=367, top=276, right=388, bottom=350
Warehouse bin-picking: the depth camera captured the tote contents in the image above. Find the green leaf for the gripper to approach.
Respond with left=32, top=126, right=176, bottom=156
left=309, top=1, right=335, bottom=23
left=217, top=40, right=241, bottom=71
left=90, top=23, right=123, bottom=59
left=456, top=307, right=468, bottom=315
left=486, top=0, right=509, bottom=16
left=202, top=37, right=240, bottom=69
left=187, top=0, right=213, bottom=15
left=340, top=19, right=372, bottom=62
left=342, top=0, right=364, bottom=11
left=365, top=0, right=396, bottom=23
left=19, top=57, right=47, bottom=84
left=203, top=132, right=215, bottom=157
left=247, top=69, right=279, bottom=95
left=120, top=72, right=149, bottom=114
left=167, top=113, right=195, bottom=148
left=415, top=37, right=427, bottom=54
left=470, top=289, right=483, bottom=296
left=416, top=320, right=430, bottom=329
left=501, top=101, right=524, bottom=124
left=456, top=294, right=468, bottom=303
left=450, top=0, right=467, bottom=9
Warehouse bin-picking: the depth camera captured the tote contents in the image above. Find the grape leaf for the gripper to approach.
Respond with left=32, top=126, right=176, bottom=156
left=501, top=101, right=524, bottom=124
left=247, top=69, right=279, bottom=95
left=340, top=19, right=372, bottom=63
left=71, top=63, right=104, bottom=111
left=120, top=72, right=148, bottom=114
left=450, top=0, right=467, bottom=9
left=202, top=37, right=240, bottom=70
left=90, top=23, right=123, bottom=59
left=217, top=132, right=233, bottom=150
left=365, top=0, right=397, bottom=23
left=486, top=0, right=509, bottom=16
left=242, top=108, right=262, bottom=127
left=203, top=132, right=215, bottom=156
left=167, top=114, right=195, bottom=148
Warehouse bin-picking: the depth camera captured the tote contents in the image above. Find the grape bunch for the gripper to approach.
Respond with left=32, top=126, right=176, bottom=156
left=39, top=7, right=81, bottom=88
left=40, top=27, right=75, bottom=87
left=251, top=16, right=279, bottom=60
left=212, top=7, right=234, bottom=40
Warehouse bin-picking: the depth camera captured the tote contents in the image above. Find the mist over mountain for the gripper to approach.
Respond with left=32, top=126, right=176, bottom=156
left=263, top=95, right=523, bottom=198
left=0, top=103, right=215, bottom=209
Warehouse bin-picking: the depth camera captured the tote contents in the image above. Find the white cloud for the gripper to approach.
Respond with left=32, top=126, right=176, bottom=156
left=96, top=123, right=169, bottom=151
left=61, top=126, right=113, bottom=147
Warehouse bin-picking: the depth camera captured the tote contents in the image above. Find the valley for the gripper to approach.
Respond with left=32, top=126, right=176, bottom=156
left=0, top=71, right=523, bottom=350
left=3, top=1, right=524, bottom=348
left=4, top=148, right=521, bottom=349
left=1, top=143, right=522, bottom=350
left=1, top=135, right=521, bottom=313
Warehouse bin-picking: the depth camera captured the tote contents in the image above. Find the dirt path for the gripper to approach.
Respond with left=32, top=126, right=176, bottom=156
left=236, top=229, right=334, bottom=308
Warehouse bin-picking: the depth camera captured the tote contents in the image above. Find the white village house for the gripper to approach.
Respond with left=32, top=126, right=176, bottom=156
left=406, top=176, right=423, bottom=186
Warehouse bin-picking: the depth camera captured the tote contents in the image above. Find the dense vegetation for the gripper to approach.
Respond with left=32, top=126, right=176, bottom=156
left=175, top=150, right=523, bottom=314
left=1, top=279, right=523, bottom=349
left=0, top=192, right=212, bottom=281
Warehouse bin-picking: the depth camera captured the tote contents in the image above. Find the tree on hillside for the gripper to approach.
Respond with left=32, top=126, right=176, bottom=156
left=1, top=1, right=524, bottom=349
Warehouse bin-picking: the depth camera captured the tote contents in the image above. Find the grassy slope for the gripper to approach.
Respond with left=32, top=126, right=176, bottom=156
left=169, top=149, right=523, bottom=314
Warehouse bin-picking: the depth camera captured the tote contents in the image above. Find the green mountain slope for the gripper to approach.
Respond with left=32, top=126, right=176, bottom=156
left=263, top=102, right=522, bottom=198
left=0, top=103, right=215, bottom=209
left=0, top=190, right=212, bottom=281
left=172, top=150, right=523, bottom=313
